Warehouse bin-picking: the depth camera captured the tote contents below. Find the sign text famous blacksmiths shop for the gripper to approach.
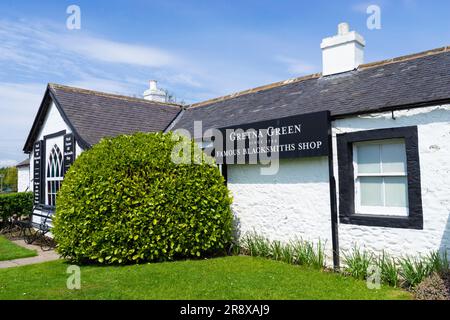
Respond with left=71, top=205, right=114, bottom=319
left=215, top=111, right=330, bottom=164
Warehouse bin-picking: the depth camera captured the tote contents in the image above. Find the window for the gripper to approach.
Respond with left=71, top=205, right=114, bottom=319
left=337, top=126, right=423, bottom=229
left=46, top=144, right=63, bottom=207
left=354, top=139, right=408, bottom=216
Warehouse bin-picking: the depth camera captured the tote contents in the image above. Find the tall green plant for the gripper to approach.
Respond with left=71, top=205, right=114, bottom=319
left=342, top=246, right=374, bottom=280
left=377, top=252, right=399, bottom=287
left=398, top=256, right=431, bottom=288
left=240, top=233, right=325, bottom=270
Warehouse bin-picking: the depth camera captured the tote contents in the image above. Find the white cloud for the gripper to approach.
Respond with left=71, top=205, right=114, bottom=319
left=0, top=160, right=19, bottom=168
left=0, top=82, right=45, bottom=163
left=351, top=2, right=372, bottom=13
left=67, top=77, right=138, bottom=96
left=351, top=2, right=385, bottom=13
left=60, top=36, right=178, bottom=68
left=0, top=82, right=45, bottom=127
left=275, top=56, right=316, bottom=75
left=0, top=20, right=181, bottom=67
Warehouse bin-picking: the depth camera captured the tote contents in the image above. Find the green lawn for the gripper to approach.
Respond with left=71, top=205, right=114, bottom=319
left=0, top=236, right=37, bottom=261
left=0, top=256, right=411, bottom=300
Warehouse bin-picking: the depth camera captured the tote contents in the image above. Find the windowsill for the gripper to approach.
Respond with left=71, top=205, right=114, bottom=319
left=340, top=213, right=423, bottom=229
left=355, top=207, right=409, bottom=217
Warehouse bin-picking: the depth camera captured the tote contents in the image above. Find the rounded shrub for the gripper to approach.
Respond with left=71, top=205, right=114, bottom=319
left=53, top=132, right=233, bottom=264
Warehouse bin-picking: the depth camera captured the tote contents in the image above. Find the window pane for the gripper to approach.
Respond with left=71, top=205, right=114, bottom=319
left=359, top=177, right=383, bottom=206
left=385, top=177, right=408, bottom=207
left=382, top=142, right=406, bottom=173
left=357, top=144, right=380, bottom=174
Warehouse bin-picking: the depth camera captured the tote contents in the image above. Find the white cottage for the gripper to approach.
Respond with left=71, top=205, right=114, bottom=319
left=23, top=81, right=181, bottom=228
left=23, top=24, right=450, bottom=268
left=16, top=159, right=30, bottom=192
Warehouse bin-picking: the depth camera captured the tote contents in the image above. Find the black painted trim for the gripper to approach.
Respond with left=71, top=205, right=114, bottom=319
left=43, top=130, right=66, bottom=140
left=326, top=111, right=340, bottom=270
left=23, top=85, right=92, bottom=153
left=222, top=164, right=228, bottom=186
left=47, top=88, right=91, bottom=150
left=337, top=126, right=423, bottom=229
left=330, top=98, right=450, bottom=121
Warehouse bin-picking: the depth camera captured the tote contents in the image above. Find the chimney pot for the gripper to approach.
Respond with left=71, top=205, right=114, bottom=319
left=321, top=23, right=365, bottom=76
left=149, top=80, right=157, bottom=90
left=338, top=22, right=349, bottom=35
left=143, top=80, right=167, bottom=103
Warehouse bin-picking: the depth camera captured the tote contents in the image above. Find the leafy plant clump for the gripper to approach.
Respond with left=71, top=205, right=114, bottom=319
left=0, top=192, right=33, bottom=224
left=53, top=132, right=233, bottom=264
left=239, top=233, right=325, bottom=270
left=342, top=246, right=374, bottom=280
left=343, top=246, right=450, bottom=289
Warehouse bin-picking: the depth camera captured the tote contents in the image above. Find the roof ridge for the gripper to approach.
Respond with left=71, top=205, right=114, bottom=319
left=189, top=73, right=322, bottom=109
left=48, top=83, right=182, bottom=109
left=359, top=45, right=450, bottom=70
left=188, top=45, right=450, bottom=109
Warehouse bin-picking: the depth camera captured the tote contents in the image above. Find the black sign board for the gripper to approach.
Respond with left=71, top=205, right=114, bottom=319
left=33, top=140, right=44, bottom=205
left=63, top=133, right=75, bottom=174
left=216, top=111, right=330, bottom=164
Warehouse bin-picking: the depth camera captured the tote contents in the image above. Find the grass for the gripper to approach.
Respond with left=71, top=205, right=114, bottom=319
left=0, top=256, right=411, bottom=300
left=0, top=236, right=37, bottom=261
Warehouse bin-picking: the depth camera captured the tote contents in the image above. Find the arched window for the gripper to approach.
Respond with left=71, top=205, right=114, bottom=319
left=46, top=144, right=63, bottom=206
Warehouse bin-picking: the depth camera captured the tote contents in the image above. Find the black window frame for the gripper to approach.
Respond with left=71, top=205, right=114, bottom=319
left=35, top=130, right=67, bottom=210
left=337, top=126, right=423, bottom=229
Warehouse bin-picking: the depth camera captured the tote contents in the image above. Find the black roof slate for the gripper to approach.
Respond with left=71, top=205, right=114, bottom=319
left=23, top=46, right=450, bottom=153
left=174, top=47, right=450, bottom=134
left=50, top=84, right=182, bottom=146
left=16, top=158, right=30, bottom=167
left=23, top=84, right=182, bottom=152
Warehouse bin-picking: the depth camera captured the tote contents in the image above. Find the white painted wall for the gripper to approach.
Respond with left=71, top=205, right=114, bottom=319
left=30, top=101, right=84, bottom=185
left=227, top=157, right=333, bottom=259
left=17, top=165, right=30, bottom=192
left=332, top=105, right=450, bottom=258
left=228, top=104, right=450, bottom=264
left=29, top=100, right=83, bottom=225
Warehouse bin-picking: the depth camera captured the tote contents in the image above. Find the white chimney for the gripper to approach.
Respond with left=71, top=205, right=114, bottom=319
left=143, top=80, right=168, bottom=103
left=320, top=23, right=365, bottom=76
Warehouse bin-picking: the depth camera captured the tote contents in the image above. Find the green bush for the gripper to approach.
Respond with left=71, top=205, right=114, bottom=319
left=52, top=132, right=233, bottom=264
left=0, top=192, right=33, bottom=223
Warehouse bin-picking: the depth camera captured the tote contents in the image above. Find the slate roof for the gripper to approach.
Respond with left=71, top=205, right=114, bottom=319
left=174, top=46, right=450, bottom=134
left=24, top=84, right=182, bottom=152
left=23, top=46, right=450, bottom=153
left=16, top=159, right=30, bottom=168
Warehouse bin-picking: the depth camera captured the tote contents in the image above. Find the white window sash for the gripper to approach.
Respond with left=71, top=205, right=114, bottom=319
left=45, top=143, right=64, bottom=206
left=353, top=141, right=409, bottom=216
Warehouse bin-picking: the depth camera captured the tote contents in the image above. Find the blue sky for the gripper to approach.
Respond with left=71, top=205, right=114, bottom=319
left=1, top=0, right=450, bottom=165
